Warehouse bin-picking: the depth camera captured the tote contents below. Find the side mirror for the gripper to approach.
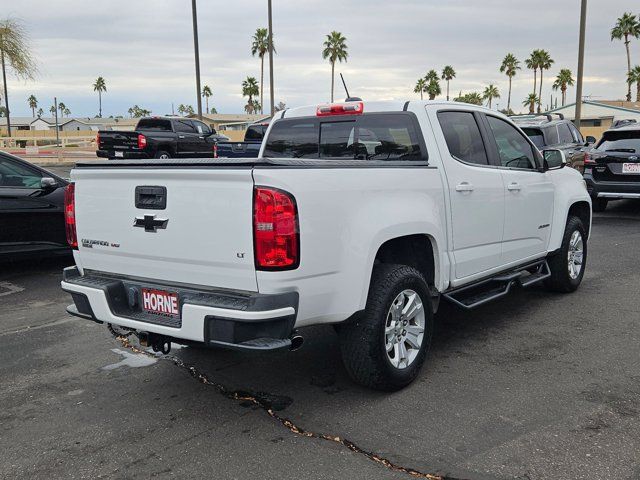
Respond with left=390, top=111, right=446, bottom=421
left=585, top=135, right=596, bottom=145
left=210, top=128, right=217, bottom=135
left=543, top=149, right=566, bottom=170
left=40, top=177, right=58, bottom=189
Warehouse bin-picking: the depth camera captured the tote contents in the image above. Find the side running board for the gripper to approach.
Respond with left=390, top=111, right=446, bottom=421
left=443, top=260, right=551, bottom=310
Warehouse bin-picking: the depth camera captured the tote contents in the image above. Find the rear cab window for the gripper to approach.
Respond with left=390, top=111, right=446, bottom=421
left=136, top=119, right=172, bottom=131
left=245, top=124, right=268, bottom=141
left=263, top=113, right=425, bottom=161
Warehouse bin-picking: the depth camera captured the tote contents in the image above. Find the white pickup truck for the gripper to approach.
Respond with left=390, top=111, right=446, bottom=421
left=61, top=100, right=591, bottom=391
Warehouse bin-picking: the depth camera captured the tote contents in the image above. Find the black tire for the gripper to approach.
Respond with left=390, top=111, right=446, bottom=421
left=154, top=150, right=171, bottom=159
left=545, top=216, right=587, bottom=293
left=592, top=197, right=608, bottom=212
left=338, top=263, right=434, bottom=391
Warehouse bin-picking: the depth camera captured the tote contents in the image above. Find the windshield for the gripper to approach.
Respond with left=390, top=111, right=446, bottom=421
left=263, top=113, right=424, bottom=161
left=521, top=128, right=545, bottom=148
left=596, top=131, right=640, bottom=153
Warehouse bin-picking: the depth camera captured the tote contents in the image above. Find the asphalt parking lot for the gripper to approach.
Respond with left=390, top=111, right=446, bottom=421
left=2, top=191, right=639, bottom=479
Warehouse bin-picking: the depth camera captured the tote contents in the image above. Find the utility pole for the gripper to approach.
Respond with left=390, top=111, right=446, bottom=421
left=574, top=0, right=587, bottom=129
left=267, top=0, right=275, bottom=116
left=54, top=97, right=60, bottom=148
left=1, top=41, right=11, bottom=138
left=191, top=0, right=203, bottom=120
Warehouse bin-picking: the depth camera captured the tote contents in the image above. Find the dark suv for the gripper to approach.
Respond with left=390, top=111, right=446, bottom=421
left=583, top=120, right=640, bottom=212
left=511, top=114, right=595, bottom=172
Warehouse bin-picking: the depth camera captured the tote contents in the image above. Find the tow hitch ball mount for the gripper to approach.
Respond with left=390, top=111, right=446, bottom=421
left=138, top=331, right=171, bottom=355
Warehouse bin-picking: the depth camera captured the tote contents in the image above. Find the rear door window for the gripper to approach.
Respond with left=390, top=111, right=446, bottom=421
left=263, top=113, right=425, bottom=161
left=557, top=123, right=574, bottom=144
left=568, top=123, right=584, bottom=143
left=437, top=111, right=489, bottom=165
left=136, top=119, right=172, bottom=131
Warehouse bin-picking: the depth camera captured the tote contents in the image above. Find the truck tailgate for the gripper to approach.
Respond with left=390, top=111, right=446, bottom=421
left=71, top=166, right=257, bottom=291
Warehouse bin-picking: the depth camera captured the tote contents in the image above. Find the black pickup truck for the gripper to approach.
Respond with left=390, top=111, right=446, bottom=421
left=215, top=121, right=269, bottom=158
left=97, top=117, right=230, bottom=160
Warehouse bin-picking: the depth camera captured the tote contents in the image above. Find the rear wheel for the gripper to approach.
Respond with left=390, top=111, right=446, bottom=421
left=154, top=150, right=171, bottom=159
left=545, top=216, right=587, bottom=293
left=338, top=264, right=433, bottom=391
left=592, top=197, right=608, bottom=212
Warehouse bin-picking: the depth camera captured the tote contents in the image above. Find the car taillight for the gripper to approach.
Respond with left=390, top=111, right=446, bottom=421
left=316, top=101, right=364, bottom=116
left=213, top=143, right=218, bottom=158
left=96, top=132, right=100, bottom=146
left=583, top=152, right=596, bottom=165
left=253, top=187, right=299, bottom=270
left=64, top=183, right=78, bottom=249
left=137, top=134, right=147, bottom=149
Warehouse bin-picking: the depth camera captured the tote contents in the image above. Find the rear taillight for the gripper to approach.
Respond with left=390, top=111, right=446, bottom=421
left=96, top=132, right=100, bottom=146
left=316, top=101, right=364, bottom=116
left=137, top=134, right=147, bottom=149
left=253, top=187, right=299, bottom=270
left=64, top=183, right=78, bottom=249
left=213, top=143, right=218, bottom=158
left=583, top=152, right=595, bottom=165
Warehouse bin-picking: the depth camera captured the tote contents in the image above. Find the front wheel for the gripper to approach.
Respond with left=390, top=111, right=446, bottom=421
left=545, top=216, right=587, bottom=293
left=338, top=264, right=433, bottom=391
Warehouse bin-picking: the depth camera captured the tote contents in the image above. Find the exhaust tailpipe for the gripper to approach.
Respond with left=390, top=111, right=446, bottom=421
left=290, top=334, right=304, bottom=351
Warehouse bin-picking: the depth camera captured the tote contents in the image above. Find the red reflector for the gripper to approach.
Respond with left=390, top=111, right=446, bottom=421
left=253, top=187, right=299, bottom=270
left=316, top=101, right=364, bottom=116
left=137, top=134, right=147, bottom=149
left=64, top=183, right=78, bottom=249
left=96, top=132, right=100, bottom=146
left=213, top=143, right=218, bottom=158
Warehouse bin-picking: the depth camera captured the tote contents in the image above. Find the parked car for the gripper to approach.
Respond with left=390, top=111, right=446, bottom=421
left=511, top=113, right=596, bottom=173
left=215, top=121, right=270, bottom=158
left=0, top=151, right=70, bottom=260
left=62, top=100, right=591, bottom=391
left=583, top=119, right=640, bottom=211
left=96, top=117, right=229, bottom=160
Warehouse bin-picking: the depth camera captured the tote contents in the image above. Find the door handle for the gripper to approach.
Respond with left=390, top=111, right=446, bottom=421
left=507, top=182, right=521, bottom=191
left=455, top=182, right=474, bottom=192
left=178, top=135, right=185, bottom=139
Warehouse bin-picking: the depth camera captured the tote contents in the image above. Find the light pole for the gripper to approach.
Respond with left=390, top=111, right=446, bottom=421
left=574, top=0, right=587, bottom=129
left=191, top=0, right=203, bottom=120
left=268, top=0, right=275, bottom=116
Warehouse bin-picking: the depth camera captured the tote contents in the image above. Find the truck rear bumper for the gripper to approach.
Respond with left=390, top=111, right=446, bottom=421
left=61, top=267, right=298, bottom=350
left=584, top=174, right=640, bottom=199
left=96, top=149, right=151, bottom=160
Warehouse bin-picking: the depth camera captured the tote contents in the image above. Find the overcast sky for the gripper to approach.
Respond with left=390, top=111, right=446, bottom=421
left=3, top=0, right=637, bottom=118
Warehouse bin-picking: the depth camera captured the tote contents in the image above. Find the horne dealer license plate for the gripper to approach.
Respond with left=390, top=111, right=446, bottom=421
left=141, top=288, right=180, bottom=317
left=115, top=151, right=124, bottom=158
left=622, top=163, right=640, bottom=174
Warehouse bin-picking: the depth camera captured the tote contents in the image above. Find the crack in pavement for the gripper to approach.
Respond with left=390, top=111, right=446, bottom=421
left=114, top=336, right=466, bottom=480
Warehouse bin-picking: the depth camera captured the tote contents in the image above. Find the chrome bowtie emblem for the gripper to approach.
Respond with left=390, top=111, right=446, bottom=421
left=133, top=214, right=169, bottom=232
left=630, top=156, right=638, bottom=161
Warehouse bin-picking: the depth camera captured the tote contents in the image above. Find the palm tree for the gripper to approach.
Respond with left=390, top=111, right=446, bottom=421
left=552, top=69, right=575, bottom=106
left=426, top=78, right=441, bottom=100
left=93, top=76, right=106, bottom=117
left=0, top=19, right=37, bottom=137
left=63, top=107, right=71, bottom=117
left=536, top=50, right=554, bottom=113
left=36, top=107, right=43, bottom=117
left=628, top=65, right=640, bottom=102
left=58, top=102, right=66, bottom=117
left=441, top=66, right=456, bottom=101
left=242, top=76, right=260, bottom=114
left=201, top=85, right=212, bottom=114
left=251, top=28, right=276, bottom=114
left=425, top=69, right=439, bottom=82
left=322, top=31, right=348, bottom=102
left=523, top=93, right=539, bottom=114
left=483, top=84, right=500, bottom=109
left=611, top=13, right=640, bottom=101
left=414, top=78, right=427, bottom=100
left=525, top=50, right=539, bottom=98
left=454, top=92, right=483, bottom=105
left=500, top=53, right=520, bottom=111
left=49, top=105, right=56, bottom=115
left=27, top=94, right=37, bottom=116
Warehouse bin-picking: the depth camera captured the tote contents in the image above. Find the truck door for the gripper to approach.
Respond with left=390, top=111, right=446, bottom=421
left=191, top=120, right=215, bottom=157
left=483, top=114, right=554, bottom=264
left=435, top=110, right=505, bottom=279
left=173, top=119, right=200, bottom=157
